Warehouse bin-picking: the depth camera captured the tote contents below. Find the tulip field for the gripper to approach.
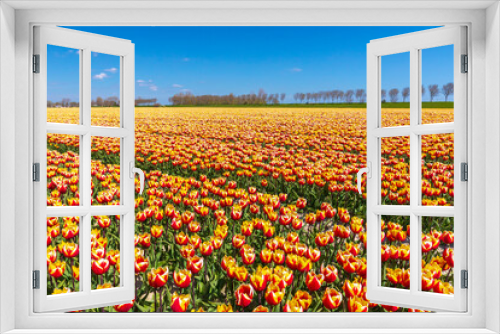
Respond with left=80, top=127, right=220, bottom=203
left=45, top=106, right=455, bottom=312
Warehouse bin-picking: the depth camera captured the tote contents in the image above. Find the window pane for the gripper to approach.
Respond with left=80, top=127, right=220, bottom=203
left=47, top=45, right=80, bottom=124
left=421, top=45, right=454, bottom=124
left=47, top=133, right=80, bottom=207
left=380, top=215, right=410, bottom=290
left=381, top=136, right=410, bottom=205
left=421, top=133, right=454, bottom=206
left=47, top=216, right=80, bottom=295
left=91, top=136, right=121, bottom=206
left=421, top=217, right=454, bottom=295
left=381, top=52, right=410, bottom=127
left=91, top=215, right=121, bottom=292
left=91, top=52, right=121, bottom=127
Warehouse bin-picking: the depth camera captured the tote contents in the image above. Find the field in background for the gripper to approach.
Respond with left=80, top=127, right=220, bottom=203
left=45, top=107, right=455, bottom=312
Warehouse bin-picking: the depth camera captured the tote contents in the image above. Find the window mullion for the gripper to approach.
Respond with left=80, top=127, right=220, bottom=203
left=81, top=48, right=92, bottom=294
left=409, top=47, right=420, bottom=296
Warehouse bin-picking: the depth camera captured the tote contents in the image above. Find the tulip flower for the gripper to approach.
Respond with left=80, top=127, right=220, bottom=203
left=347, top=296, right=369, bottom=312
left=231, top=205, right=243, bottom=221
left=151, top=225, right=163, bottom=238
left=148, top=267, right=169, bottom=288
left=139, top=233, right=151, bottom=248
left=107, top=249, right=120, bottom=265
left=241, top=248, right=256, bottom=265
left=135, top=255, right=149, bottom=273
left=252, top=305, right=269, bottom=312
left=235, top=284, right=254, bottom=307
left=61, top=242, right=79, bottom=258
left=200, top=241, right=213, bottom=256
left=321, top=265, right=339, bottom=283
left=92, top=258, right=110, bottom=275
left=72, top=266, right=80, bottom=281
left=52, top=287, right=72, bottom=295
left=48, top=260, right=66, bottom=278
left=294, top=290, right=312, bottom=311
left=181, top=211, right=195, bottom=225
left=323, top=287, right=343, bottom=310
left=296, top=198, right=307, bottom=209
left=217, top=304, right=234, bottom=312
left=187, top=256, right=204, bottom=274
left=343, top=279, right=362, bottom=298
left=281, top=298, right=302, bottom=312
left=250, top=270, right=268, bottom=292
left=47, top=246, right=57, bottom=265
left=221, top=256, right=236, bottom=271
left=305, top=271, right=324, bottom=292
left=265, top=283, right=284, bottom=306
left=173, top=269, right=192, bottom=288
left=114, top=301, right=134, bottom=312
left=171, top=292, right=191, bottom=312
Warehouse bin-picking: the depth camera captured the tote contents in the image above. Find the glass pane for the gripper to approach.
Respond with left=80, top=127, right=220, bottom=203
left=381, top=136, right=410, bottom=205
left=381, top=52, right=410, bottom=127
left=421, top=45, right=454, bottom=124
left=47, top=45, right=80, bottom=124
left=91, top=136, right=121, bottom=206
left=421, top=217, right=454, bottom=295
left=380, top=215, right=410, bottom=290
left=421, top=133, right=454, bottom=206
left=47, top=133, right=80, bottom=207
left=91, top=52, right=121, bottom=127
left=47, top=216, right=80, bottom=295
left=91, top=215, right=121, bottom=290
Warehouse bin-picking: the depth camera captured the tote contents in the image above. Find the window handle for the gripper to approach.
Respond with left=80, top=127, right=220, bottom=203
left=130, top=162, right=145, bottom=194
left=357, top=162, right=372, bottom=195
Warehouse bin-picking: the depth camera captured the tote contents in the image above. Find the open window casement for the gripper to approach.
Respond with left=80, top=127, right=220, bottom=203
left=365, top=26, right=467, bottom=312
left=33, top=26, right=140, bottom=312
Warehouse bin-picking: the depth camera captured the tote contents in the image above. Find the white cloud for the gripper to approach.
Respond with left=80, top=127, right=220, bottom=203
left=181, top=89, right=192, bottom=93
left=289, top=68, right=303, bottom=72
left=172, top=84, right=183, bottom=88
left=137, top=79, right=158, bottom=92
left=93, top=72, right=108, bottom=80
left=182, top=57, right=190, bottom=62
left=105, top=67, right=117, bottom=73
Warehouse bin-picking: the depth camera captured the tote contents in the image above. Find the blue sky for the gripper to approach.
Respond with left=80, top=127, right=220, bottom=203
left=48, top=26, right=454, bottom=104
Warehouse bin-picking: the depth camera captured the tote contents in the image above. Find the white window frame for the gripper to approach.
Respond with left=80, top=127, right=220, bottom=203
left=33, top=26, right=136, bottom=312
left=1, top=2, right=499, bottom=333
left=365, top=26, right=467, bottom=312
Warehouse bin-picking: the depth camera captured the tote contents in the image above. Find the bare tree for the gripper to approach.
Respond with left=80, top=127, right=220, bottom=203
left=345, top=90, right=354, bottom=103
left=389, top=88, right=399, bottom=102
left=381, top=89, right=387, bottom=102
left=442, top=83, right=454, bottom=102
left=337, top=90, right=344, bottom=103
left=355, top=89, right=366, bottom=103
left=96, top=96, right=104, bottom=107
left=331, top=90, right=339, bottom=103
left=401, top=87, right=410, bottom=102
left=422, top=85, right=426, bottom=99
left=280, top=93, right=286, bottom=103
left=428, top=84, right=439, bottom=102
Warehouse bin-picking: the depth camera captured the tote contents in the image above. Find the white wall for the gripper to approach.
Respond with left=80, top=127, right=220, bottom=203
left=0, top=2, right=16, bottom=333
left=485, top=2, right=500, bottom=333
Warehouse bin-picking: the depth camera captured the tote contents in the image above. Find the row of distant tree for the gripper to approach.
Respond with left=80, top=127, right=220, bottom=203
left=293, top=83, right=454, bottom=104
left=47, top=96, right=161, bottom=107
left=47, top=83, right=454, bottom=108
left=168, top=89, right=286, bottom=106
